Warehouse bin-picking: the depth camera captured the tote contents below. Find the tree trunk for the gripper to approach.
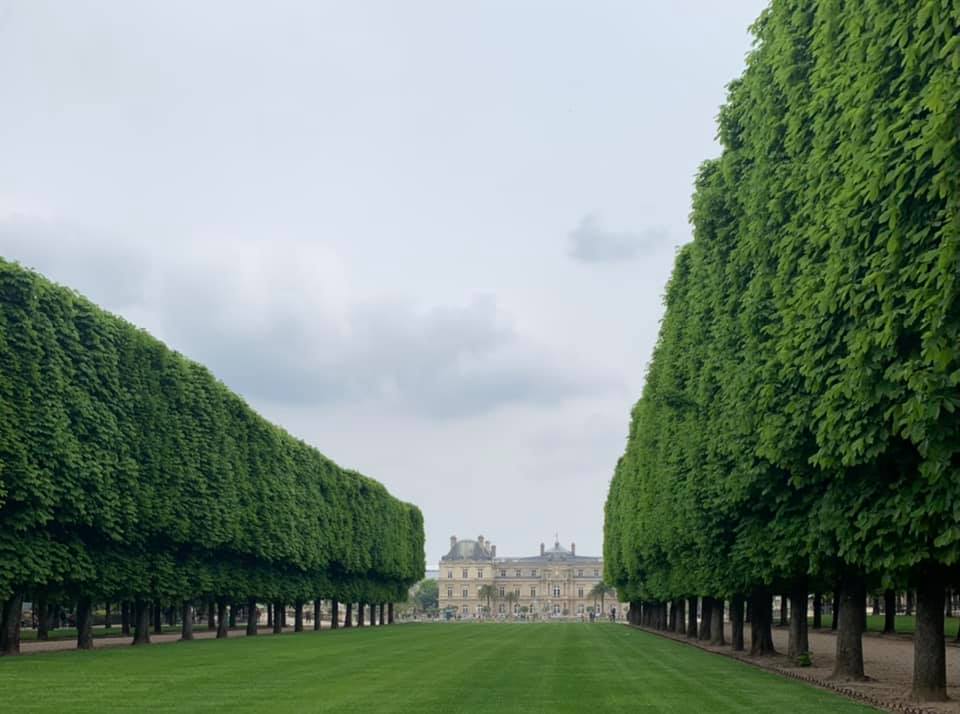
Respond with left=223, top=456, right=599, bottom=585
left=906, top=590, right=914, bottom=616
left=699, top=597, right=712, bottom=640
left=294, top=601, right=304, bottom=632
left=388, top=602, right=394, bottom=624
left=358, top=602, right=366, bottom=627
left=104, top=602, right=112, bottom=629
left=788, top=583, right=809, bottom=659
left=379, top=603, right=385, bottom=626
left=36, top=592, right=49, bottom=641
left=831, top=592, right=839, bottom=630
left=687, top=597, right=698, bottom=638
left=945, top=589, right=953, bottom=618
left=246, top=598, right=258, bottom=636
left=216, top=598, right=228, bottom=638
left=266, top=602, right=273, bottom=629
left=133, top=600, right=151, bottom=645
left=831, top=573, right=866, bottom=681
left=911, top=571, right=947, bottom=701
left=331, top=601, right=340, bottom=629
left=272, top=602, right=283, bottom=634
left=76, top=597, right=94, bottom=650
left=314, top=599, right=322, bottom=631
left=165, top=605, right=175, bottom=626
left=749, top=588, right=776, bottom=656
left=731, top=595, right=745, bottom=651
left=883, top=589, right=896, bottom=633
left=207, top=601, right=216, bottom=630
left=121, top=601, right=131, bottom=636
left=343, top=602, right=353, bottom=628
left=674, top=599, right=685, bottom=633
left=228, top=603, right=236, bottom=629
left=181, top=601, right=194, bottom=640
left=152, top=603, right=163, bottom=634
left=710, top=598, right=725, bottom=645
left=779, top=594, right=788, bottom=627
left=0, top=592, right=23, bottom=656
left=812, top=592, right=822, bottom=629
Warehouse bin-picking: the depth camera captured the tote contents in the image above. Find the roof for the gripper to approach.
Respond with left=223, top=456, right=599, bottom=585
left=440, top=539, right=494, bottom=562
left=496, top=540, right=601, bottom=565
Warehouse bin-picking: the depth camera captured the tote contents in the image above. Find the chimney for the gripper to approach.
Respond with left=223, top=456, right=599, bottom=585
left=571, top=542, right=576, bottom=555
left=450, top=535, right=457, bottom=550
left=491, top=544, right=496, bottom=558
left=540, top=542, right=545, bottom=556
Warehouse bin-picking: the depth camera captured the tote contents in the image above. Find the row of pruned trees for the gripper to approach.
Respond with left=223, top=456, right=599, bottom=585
left=0, top=258, right=425, bottom=655
left=605, top=0, right=960, bottom=703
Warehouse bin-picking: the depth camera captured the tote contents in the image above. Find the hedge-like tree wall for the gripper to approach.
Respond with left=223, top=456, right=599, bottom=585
left=0, top=257, right=424, bottom=651
left=605, top=0, right=959, bottom=701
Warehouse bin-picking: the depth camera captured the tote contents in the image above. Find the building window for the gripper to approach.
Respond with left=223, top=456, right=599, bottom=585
left=499, top=587, right=505, bottom=598
left=578, top=587, right=584, bottom=598
left=577, top=569, right=583, bottom=577
left=498, top=603, right=505, bottom=613
left=462, top=606, right=468, bottom=614
left=594, top=569, right=599, bottom=577
left=513, top=604, right=520, bottom=614
left=500, top=569, right=507, bottom=577
left=553, top=586, right=560, bottom=597
left=477, top=569, right=484, bottom=579
left=462, top=568, right=469, bottom=579
left=514, top=588, right=520, bottom=598
left=515, top=569, right=521, bottom=577
left=448, top=570, right=453, bottom=579
left=447, top=588, right=453, bottom=598
left=530, top=587, right=536, bottom=597
left=553, top=604, right=560, bottom=614
left=577, top=604, right=584, bottom=614
left=462, top=588, right=469, bottom=599
left=531, top=569, right=538, bottom=577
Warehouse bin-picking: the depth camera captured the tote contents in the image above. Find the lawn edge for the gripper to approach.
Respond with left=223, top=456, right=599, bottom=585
left=623, top=624, right=938, bottom=714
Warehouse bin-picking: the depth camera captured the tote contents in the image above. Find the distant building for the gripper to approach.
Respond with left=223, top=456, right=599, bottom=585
left=438, top=535, right=625, bottom=619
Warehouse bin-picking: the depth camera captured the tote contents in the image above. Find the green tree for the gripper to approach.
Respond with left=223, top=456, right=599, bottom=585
left=478, top=584, right=496, bottom=616
left=414, top=579, right=438, bottom=613
left=0, top=259, right=425, bottom=656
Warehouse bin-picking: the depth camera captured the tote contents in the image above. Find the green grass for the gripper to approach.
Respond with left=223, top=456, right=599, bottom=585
left=1, top=623, right=875, bottom=713
left=808, top=614, right=960, bottom=636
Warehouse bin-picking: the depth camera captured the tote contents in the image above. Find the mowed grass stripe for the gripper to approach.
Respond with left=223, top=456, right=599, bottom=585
left=0, top=624, right=875, bottom=713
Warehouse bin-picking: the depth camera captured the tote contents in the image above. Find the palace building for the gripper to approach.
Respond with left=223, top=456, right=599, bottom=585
left=438, top=535, right=624, bottom=619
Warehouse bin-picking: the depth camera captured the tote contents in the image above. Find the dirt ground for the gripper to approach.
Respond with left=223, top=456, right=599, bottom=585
left=18, top=622, right=338, bottom=655
left=638, top=622, right=960, bottom=714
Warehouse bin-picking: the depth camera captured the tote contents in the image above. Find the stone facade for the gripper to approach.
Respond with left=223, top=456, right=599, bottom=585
left=438, top=535, right=624, bottom=619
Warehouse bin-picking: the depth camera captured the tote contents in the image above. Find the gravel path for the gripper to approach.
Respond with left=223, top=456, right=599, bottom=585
left=19, top=623, right=342, bottom=655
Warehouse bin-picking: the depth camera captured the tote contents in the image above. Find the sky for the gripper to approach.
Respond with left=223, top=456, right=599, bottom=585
left=0, top=0, right=768, bottom=566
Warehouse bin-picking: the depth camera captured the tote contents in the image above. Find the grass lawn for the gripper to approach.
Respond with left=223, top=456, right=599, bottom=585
left=809, top=614, right=960, bottom=636
left=0, top=623, right=876, bottom=713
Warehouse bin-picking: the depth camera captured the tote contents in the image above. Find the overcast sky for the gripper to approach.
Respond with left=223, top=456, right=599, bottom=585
left=0, top=0, right=767, bottom=566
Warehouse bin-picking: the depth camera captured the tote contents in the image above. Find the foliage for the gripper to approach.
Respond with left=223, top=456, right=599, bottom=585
left=604, top=0, right=960, bottom=605
left=413, top=579, right=438, bottom=612
left=0, top=258, right=424, bottom=608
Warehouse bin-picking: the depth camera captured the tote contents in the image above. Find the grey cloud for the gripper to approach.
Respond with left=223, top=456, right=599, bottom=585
left=0, top=221, right=612, bottom=419
left=567, top=214, right=667, bottom=263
